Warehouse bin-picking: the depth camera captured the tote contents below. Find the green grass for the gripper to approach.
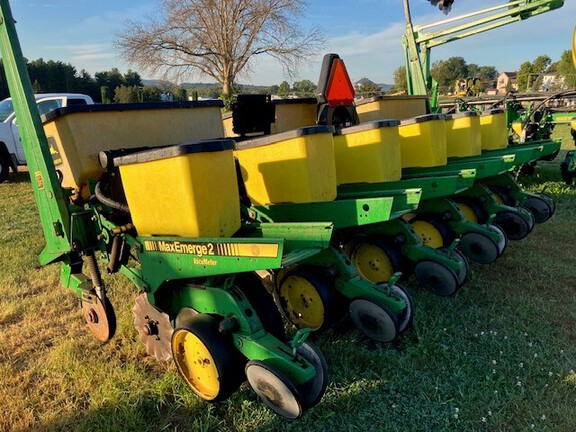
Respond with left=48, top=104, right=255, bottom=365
left=1, top=126, right=575, bottom=432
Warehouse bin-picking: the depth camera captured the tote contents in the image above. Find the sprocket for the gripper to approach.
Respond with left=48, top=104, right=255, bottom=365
left=133, top=293, right=173, bottom=362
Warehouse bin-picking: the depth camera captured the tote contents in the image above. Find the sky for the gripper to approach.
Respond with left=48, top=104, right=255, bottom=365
left=7, top=0, right=576, bottom=86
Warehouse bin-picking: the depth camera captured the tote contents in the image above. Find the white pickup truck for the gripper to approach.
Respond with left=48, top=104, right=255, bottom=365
left=0, top=93, right=94, bottom=183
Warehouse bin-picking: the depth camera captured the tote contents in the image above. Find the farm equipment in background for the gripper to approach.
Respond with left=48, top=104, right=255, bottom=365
left=560, top=26, right=576, bottom=184
left=403, top=0, right=565, bottom=111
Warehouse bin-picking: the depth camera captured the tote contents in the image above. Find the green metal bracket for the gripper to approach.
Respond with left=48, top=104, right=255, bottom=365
left=0, top=1, right=71, bottom=265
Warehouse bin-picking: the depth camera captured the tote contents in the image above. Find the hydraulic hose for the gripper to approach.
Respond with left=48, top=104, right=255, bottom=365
left=95, top=180, right=130, bottom=213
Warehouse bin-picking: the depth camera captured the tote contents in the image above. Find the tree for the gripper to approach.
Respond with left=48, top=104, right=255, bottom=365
left=141, top=85, right=162, bottom=102
left=124, top=69, right=143, bottom=87
left=557, top=50, right=576, bottom=89
left=392, top=65, right=407, bottom=93
left=114, top=85, right=140, bottom=103
left=431, top=57, right=469, bottom=91
left=517, top=61, right=534, bottom=92
left=278, top=81, right=291, bottom=97
left=292, top=79, right=316, bottom=96
left=357, top=80, right=382, bottom=98
left=114, top=0, right=325, bottom=100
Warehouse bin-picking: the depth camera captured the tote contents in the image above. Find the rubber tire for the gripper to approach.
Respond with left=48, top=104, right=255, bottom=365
left=445, top=248, right=470, bottom=287
left=172, top=313, right=244, bottom=403
left=235, top=272, right=286, bottom=340
left=291, top=341, right=328, bottom=410
left=275, top=268, right=338, bottom=331
left=387, top=284, right=414, bottom=334
left=459, top=231, right=500, bottom=265
left=0, top=152, right=9, bottom=183
left=494, top=210, right=533, bottom=241
left=348, top=236, right=405, bottom=284
left=455, top=197, right=489, bottom=224
left=414, top=260, right=460, bottom=297
left=409, top=215, right=454, bottom=249
left=245, top=360, right=303, bottom=420
left=349, top=297, right=399, bottom=343
left=520, top=196, right=553, bottom=224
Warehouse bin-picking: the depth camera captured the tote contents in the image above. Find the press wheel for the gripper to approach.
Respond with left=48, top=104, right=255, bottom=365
left=349, top=297, right=399, bottom=343
left=460, top=231, right=500, bottom=265
left=275, top=270, right=336, bottom=331
left=520, top=195, right=553, bottom=224
left=82, top=295, right=116, bottom=343
left=349, top=237, right=403, bottom=284
left=494, top=210, right=533, bottom=241
left=414, top=260, right=459, bottom=297
left=387, top=284, right=414, bottom=334
left=291, top=341, right=328, bottom=410
left=245, top=360, right=303, bottom=420
left=171, top=313, right=244, bottom=402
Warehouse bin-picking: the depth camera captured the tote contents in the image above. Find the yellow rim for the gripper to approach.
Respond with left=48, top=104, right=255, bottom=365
left=492, top=192, right=505, bottom=205
left=279, top=275, right=324, bottom=330
left=456, top=203, right=479, bottom=223
left=172, top=329, right=220, bottom=400
left=572, top=26, right=576, bottom=68
left=411, top=220, right=444, bottom=249
left=351, top=243, right=394, bottom=284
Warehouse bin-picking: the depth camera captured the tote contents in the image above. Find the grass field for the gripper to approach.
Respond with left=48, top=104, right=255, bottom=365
left=1, top=126, right=575, bottom=432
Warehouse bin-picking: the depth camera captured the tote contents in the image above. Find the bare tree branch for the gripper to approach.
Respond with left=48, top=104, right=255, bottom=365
left=114, top=0, right=325, bottom=96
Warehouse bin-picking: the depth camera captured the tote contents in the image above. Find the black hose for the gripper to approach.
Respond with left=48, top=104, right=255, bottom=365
left=95, top=180, right=130, bottom=213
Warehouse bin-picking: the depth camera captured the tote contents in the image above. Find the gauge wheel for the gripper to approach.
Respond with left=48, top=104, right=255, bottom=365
left=387, top=284, right=414, bottom=334
left=454, top=198, right=489, bottom=224
left=348, top=237, right=404, bottom=284
left=171, top=313, right=244, bottom=403
left=414, top=260, right=460, bottom=297
left=82, top=295, right=116, bottom=343
left=349, top=297, right=399, bottom=343
left=235, top=272, right=286, bottom=340
left=488, top=185, right=516, bottom=206
left=290, top=341, right=329, bottom=410
left=520, top=195, right=553, bottom=224
left=494, top=210, right=533, bottom=241
left=409, top=216, right=453, bottom=249
left=245, top=360, right=303, bottom=420
left=275, top=269, right=337, bottom=331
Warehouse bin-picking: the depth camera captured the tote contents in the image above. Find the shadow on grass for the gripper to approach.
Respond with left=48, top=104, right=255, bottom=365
left=3, top=171, right=31, bottom=184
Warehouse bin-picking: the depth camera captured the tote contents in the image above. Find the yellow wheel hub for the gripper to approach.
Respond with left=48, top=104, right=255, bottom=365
left=172, top=329, right=220, bottom=401
left=351, top=243, right=394, bottom=284
left=456, top=203, right=479, bottom=223
left=492, top=192, right=505, bottom=205
left=411, top=220, right=444, bottom=249
left=279, top=275, right=324, bottom=330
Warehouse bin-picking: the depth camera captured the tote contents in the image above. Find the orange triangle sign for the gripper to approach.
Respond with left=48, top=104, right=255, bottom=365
left=325, top=59, right=355, bottom=106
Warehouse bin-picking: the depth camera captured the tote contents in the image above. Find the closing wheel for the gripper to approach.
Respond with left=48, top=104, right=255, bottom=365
left=82, top=295, right=116, bottom=343
left=447, top=248, right=470, bottom=287
left=245, top=360, right=303, bottom=420
left=414, top=260, right=460, bottom=297
left=171, top=313, right=244, bottom=403
left=494, top=210, right=533, bottom=241
left=460, top=232, right=500, bottom=264
left=349, top=238, right=403, bottom=284
left=291, top=341, right=328, bottom=410
left=133, top=293, right=173, bottom=361
left=386, top=284, right=414, bottom=334
left=520, top=196, right=553, bottom=224
left=235, top=272, right=285, bottom=340
left=349, top=298, right=399, bottom=343
left=275, top=270, right=335, bottom=331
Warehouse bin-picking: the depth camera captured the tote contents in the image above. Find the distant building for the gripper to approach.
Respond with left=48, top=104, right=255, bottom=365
left=539, top=72, right=565, bottom=92
left=497, top=72, right=518, bottom=94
